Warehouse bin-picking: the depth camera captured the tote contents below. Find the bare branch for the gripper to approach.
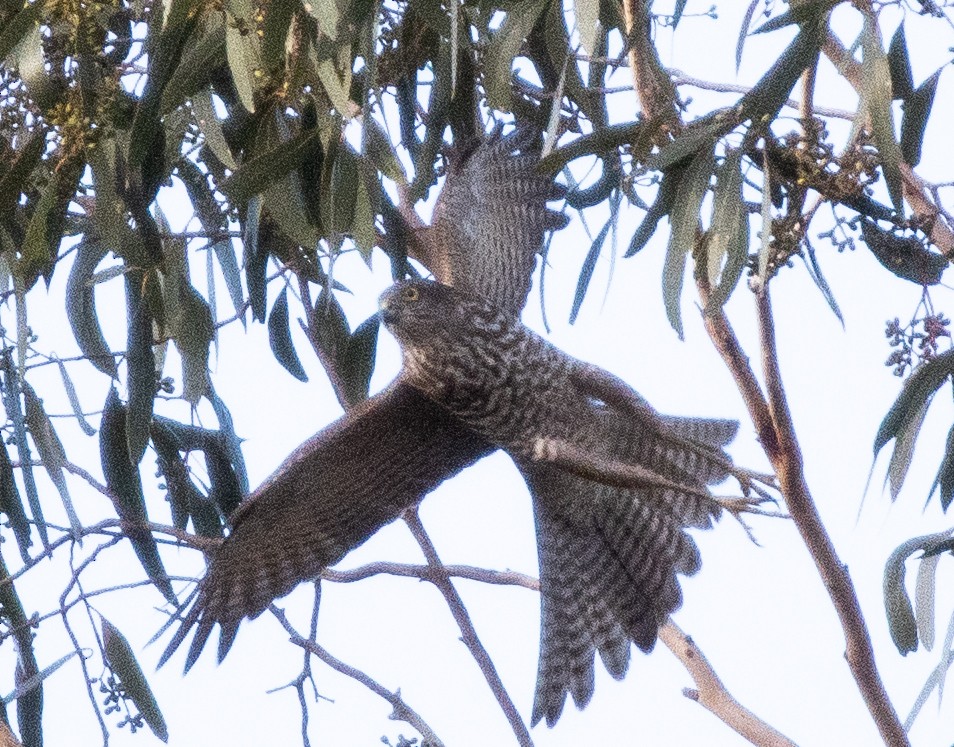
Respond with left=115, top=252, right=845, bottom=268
left=659, top=622, right=798, bottom=747
left=696, top=276, right=910, bottom=747
left=270, top=605, right=445, bottom=747
left=402, top=508, right=533, bottom=747
left=323, top=562, right=540, bottom=590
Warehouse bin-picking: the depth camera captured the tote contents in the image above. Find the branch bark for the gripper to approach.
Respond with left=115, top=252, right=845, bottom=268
left=697, top=277, right=910, bottom=747
left=658, top=622, right=798, bottom=747
left=270, top=605, right=445, bottom=747
left=403, top=509, right=534, bottom=747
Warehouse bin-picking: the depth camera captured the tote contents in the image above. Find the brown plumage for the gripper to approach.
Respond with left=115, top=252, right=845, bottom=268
left=380, top=279, right=736, bottom=725
left=159, top=382, right=491, bottom=669
left=161, top=126, right=740, bottom=731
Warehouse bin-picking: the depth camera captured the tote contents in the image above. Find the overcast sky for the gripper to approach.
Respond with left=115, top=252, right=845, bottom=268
left=3, top=2, right=954, bottom=746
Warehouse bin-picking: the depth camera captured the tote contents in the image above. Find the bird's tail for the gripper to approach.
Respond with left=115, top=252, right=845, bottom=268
left=522, top=415, right=737, bottom=727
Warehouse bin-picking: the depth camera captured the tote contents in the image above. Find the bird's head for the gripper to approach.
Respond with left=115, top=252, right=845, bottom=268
left=378, top=280, right=466, bottom=346
left=379, top=279, right=511, bottom=349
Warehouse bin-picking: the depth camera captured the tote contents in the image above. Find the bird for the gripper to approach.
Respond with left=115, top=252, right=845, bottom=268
left=379, top=278, right=739, bottom=726
left=160, top=125, right=748, bottom=729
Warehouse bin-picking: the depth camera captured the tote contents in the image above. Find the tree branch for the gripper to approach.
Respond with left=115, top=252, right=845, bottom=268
left=696, top=277, right=910, bottom=747
left=402, top=508, right=533, bottom=747
left=658, top=622, right=798, bottom=747
left=270, top=605, right=445, bottom=747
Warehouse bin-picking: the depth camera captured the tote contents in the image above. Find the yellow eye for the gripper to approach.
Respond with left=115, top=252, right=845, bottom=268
left=401, top=286, right=420, bottom=302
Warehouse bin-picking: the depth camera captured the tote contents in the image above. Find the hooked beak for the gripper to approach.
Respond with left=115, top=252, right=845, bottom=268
left=377, top=299, right=397, bottom=327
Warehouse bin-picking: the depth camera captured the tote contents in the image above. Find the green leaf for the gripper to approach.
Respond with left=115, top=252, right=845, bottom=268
left=914, top=551, right=940, bottom=651
left=314, top=34, right=354, bottom=117
left=101, top=617, right=169, bottom=743
left=2, top=652, right=78, bottom=705
left=887, top=24, right=913, bottom=100
left=651, top=119, right=730, bottom=174
left=100, top=389, right=176, bottom=604
left=363, top=116, right=408, bottom=186
left=160, top=13, right=226, bottom=115
left=862, top=15, right=903, bottom=214
left=574, top=0, right=600, bottom=57
left=570, top=201, right=615, bottom=325
left=172, top=284, right=214, bottom=404
left=267, top=286, right=308, bottom=382
left=0, top=0, right=42, bottom=64
left=65, top=241, right=118, bottom=377
left=221, top=126, right=323, bottom=206
left=0, top=436, right=32, bottom=562
left=22, top=381, right=81, bottom=539
left=873, top=349, right=954, bottom=457
left=304, top=0, right=341, bottom=39
left=859, top=219, right=945, bottom=285
left=352, top=169, right=377, bottom=260
left=0, top=129, right=45, bottom=215
left=225, top=13, right=258, bottom=113
left=0, top=350, right=46, bottom=549
left=625, top=165, right=684, bottom=258
left=539, top=121, right=646, bottom=176
left=20, top=164, right=81, bottom=289
left=932, top=422, right=954, bottom=512
left=900, top=69, right=940, bottom=168
left=705, top=148, right=747, bottom=310
left=207, top=384, right=248, bottom=494
left=484, top=0, right=549, bottom=111
left=321, top=143, right=358, bottom=240
left=802, top=241, right=843, bottom=326
left=750, top=0, right=835, bottom=34
left=663, top=141, right=715, bottom=338
left=341, top=314, right=379, bottom=407
left=150, top=421, right=223, bottom=537
left=192, top=88, right=237, bottom=170
left=884, top=537, right=920, bottom=654
left=125, top=271, right=157, bottom=466
left=128, top=0, right=202, bottom=173
left=244, top=195, right=265, bottom=322
left=202, top=435, right=242, bottom=518
left=739, top=11, right=825, bottom=125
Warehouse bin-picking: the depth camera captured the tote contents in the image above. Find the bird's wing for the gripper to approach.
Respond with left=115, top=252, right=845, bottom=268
left=160, top=382, right=492, bottom=670
left=431, top=128, right=568, bottom=316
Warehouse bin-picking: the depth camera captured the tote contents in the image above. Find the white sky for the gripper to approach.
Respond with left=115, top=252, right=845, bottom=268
left=2, top=2, right=954, bottom=746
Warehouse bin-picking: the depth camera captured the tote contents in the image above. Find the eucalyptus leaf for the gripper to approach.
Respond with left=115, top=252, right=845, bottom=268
left=99, top=389, right=176, bottom=604
left=900, top=70, right=940, bottom=168
left=484, top=0, right=549, bottom=111
left=862, top=15, right=903, bottom=214
left=22, top=381, right=81, bottom=539
left=65, top=241, right=118, bottom=378
left=267, top=286, right=308, bottom=382
left=873, top=349, right=954, bottom=458
left=663, top=142, right=716, bottom=338
left=102, top=617, right=169, bottom=742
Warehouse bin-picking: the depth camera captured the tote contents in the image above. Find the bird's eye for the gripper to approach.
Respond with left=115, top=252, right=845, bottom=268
left=401, top=286, right=420, bottom=302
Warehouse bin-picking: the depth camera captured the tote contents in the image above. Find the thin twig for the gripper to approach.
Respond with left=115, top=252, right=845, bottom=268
left=322, top=562, right=540, bottom=590
left=269, top=605, right=445, bottom=747
left=402, top=508, right=533, bottom=747
left=659, top=622, right=799, bottom=747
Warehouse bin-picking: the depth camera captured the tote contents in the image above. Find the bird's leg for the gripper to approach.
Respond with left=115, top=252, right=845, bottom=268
left=529, top=436, right=715, bottom=502
left=568, top=363, right=778, bottom=495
